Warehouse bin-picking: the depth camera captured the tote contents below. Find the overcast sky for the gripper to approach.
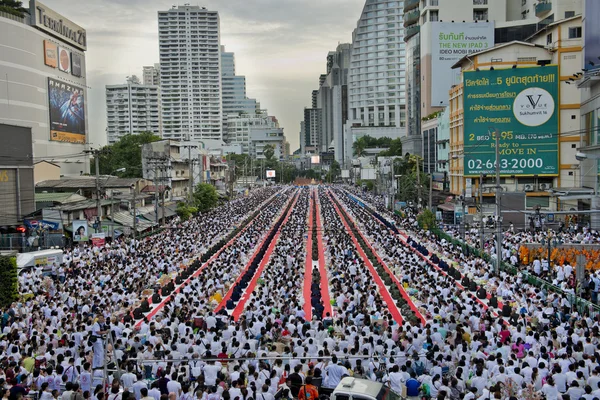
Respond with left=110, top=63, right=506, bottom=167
left=41, top=0, right=366, bottom=151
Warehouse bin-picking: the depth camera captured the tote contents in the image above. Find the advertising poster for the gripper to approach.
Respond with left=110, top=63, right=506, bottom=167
left=91, top=233, right=106, bottom=247
left=48, top=78, right=86, bottom=144
left=463, top=66, right=559, bottom=176
left=57, top=47, right=70, bottom=73
left=71, top=53, right=82, bottom=77
left=266, top=170, right=276, bottom=178
left=72, top=220, right=89, bottom=242
left=431, top=22, right=494, bottom=106
left=43, top=40, right=57, bottom=68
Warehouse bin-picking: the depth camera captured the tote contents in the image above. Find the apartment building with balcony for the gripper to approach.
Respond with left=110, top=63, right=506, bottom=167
left=106, top=76, right=161, bottom=144
left=143, top=64, right=160, bottom=86
left=346, top=0, right=408, bottom=153
left=226, top=111, right=278, bottom=154
left=158, top=5, right=222, bottom=141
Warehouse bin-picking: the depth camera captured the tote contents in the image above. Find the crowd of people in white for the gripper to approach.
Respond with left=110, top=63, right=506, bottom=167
left=0, top=185, right=599, bottom=400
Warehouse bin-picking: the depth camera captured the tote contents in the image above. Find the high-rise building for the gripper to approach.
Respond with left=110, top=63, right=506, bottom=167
left=143, top=64, right=160, bottom=86
left=221, top=46, right=259, bottom=139
left=347, top=0, right=407, bottom=132
left=317, top=43, right=351, bottom=164
left=303, top=108, right=322, bottom=154
left=105, top=76, right=161, bottom=144
left=158, top=5, right=222, bottom=141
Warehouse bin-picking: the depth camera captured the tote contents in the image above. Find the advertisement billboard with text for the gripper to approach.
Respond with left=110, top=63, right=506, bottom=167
left=48, top=78, right=86, bottom=144
left=431, top=22, right=494, bottom=106
left=463, top=66, right=559, bottom=176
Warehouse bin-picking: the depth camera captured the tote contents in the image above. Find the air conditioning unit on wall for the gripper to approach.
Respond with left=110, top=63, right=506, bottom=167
left=524, top=184, right=534, bottom=192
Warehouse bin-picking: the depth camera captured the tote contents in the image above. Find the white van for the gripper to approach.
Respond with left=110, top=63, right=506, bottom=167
left=330, top=378, right=402, bottom=400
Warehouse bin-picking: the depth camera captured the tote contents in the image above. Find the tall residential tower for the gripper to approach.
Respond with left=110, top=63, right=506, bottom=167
left=158, top=5, right=222, bottom=141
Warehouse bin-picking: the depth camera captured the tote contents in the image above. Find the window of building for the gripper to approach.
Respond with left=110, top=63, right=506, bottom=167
left=565, top=11, right=575, bottom=18
left=546, top=33, right=552, bottom=45
left=430, top=10, right=439, bottom=21
left=568, top=27, right=582, bottom=39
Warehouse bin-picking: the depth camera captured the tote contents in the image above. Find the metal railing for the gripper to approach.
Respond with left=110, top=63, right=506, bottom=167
left=428, top=225, right=600, bottom=318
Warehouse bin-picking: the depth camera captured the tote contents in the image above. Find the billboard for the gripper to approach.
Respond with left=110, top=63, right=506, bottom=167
left=72, top=220, right=88, bottom=242
left=48, top=78, right=86, bottom=144
left=431, top=22, right=494, bottom=106
left=310, top=155, right=320, bottom=164
left=266, top=170, right=276, bottom=178
left=71, top=53, right=82, bottom=77
left=584, top=0, right=600, bottom=72
left=463, top=66, right=559, bottom=176
left=43, top=40, right=57, bottom=68
left=57, top=47, right=70, bottom=73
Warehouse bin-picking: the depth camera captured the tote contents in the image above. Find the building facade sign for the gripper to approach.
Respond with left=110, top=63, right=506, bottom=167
left=463, top=66, right=559, bottom=177
left=30, top=0, right=87, bottom=51
left=431, top=22, right=494, bottom=106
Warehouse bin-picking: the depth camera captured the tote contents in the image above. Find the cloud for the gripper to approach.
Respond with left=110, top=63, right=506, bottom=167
left=41, top=0, right=365, bottom=151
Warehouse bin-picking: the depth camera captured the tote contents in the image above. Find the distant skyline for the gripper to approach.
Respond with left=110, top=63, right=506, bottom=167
left=40, top=0, right=366, bottom=151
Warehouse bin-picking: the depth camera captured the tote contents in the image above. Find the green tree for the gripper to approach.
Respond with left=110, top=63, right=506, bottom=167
left=417, top=209, right=437, bottom=230
left=0, top=0, right=29, bottom=18
left=226, top=154, right=251, bottom=178
left=378, top=138, right=403, bottom=157
left=353, top=137, right=368, bottom=157
left=193, top=183, right=218, bottom=212
left=0, top=256, right=17, bottom=308
left=93, top=132, right=160, bottom=177
left=263, top=145, right=275, bottom=161
left=176, top=202, right=198, bottom=221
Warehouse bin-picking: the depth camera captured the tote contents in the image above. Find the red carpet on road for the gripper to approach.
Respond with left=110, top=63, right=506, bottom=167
left=231, top=194, right=299, bottom=321
left=331, top=191, right=425, bottom=325
left=303, top=192, right=314, bottom=320
left=393, top=230, right=506, bottom=322
left=328, top=191, right=404, bottom=325
left=314, top=190, right=332, bottom=318
left=136, top=207, right=263, bottom=327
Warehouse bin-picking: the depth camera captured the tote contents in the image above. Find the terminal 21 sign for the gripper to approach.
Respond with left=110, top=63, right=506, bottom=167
left=30, top=0, right=87, bottom=51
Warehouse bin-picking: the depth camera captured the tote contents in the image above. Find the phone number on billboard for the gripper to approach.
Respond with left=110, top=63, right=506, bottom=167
left=467, top=158, right=544, bottom=170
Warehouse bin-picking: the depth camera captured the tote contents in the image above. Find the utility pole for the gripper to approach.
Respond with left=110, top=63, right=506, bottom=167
left=154, top=163, right=159, bottom=226
left=132, top=183, right=137, bottom=239
left=84, top=149, right=103, bottom=233
left=188, top=142, right=194, bottom=203
left=95, top=153, right=101, bottom=233
left=479, top=172, right=484, bottom=251
left=494, top=128, right=502, bottom=275
left=429, top=173, right=433, bottom=212
left=461, top=189, right=467, bottom=256
left=416, top=156, right=422, bottom=209
left=161, top=155, right=167, bottom=227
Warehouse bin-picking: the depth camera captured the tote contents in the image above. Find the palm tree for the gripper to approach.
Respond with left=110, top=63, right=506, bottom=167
left=353, top=137, right=367, bottom=157
left=0, top=0, right=29, bottom=18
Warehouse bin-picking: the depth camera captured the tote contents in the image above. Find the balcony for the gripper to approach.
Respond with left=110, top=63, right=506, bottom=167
left=404, top=24, right=420, bottom=41
left=473, top=11, right=488, bottom=21
left=535, top=0, right=552, bottom=16
left=403, top=9, right=420, bottom=26
left=403, top=0, right=419, bottom=12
